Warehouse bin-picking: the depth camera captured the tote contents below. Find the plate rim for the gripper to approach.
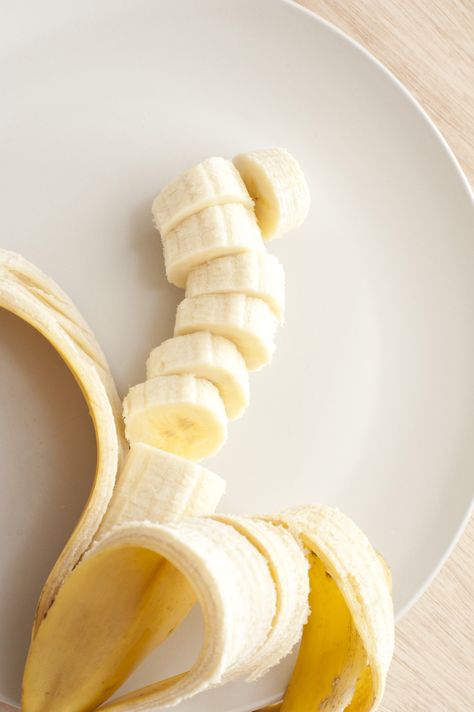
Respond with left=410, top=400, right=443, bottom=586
left=283, top=0, right=474, bottom=622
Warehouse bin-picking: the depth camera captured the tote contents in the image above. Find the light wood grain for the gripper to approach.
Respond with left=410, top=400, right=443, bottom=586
left=1, top=3, right=472, bottom=712
left=298, top=0, right=474, bottom=186
left=297, top=2, right=474, bottom=710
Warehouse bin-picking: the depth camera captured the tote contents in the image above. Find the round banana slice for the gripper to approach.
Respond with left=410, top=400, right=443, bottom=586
left=23, top=518, right=277, bottom=712
left=0, top=249, right=126, bottom=631
left=152, top=156, right=253, bottom=237
left=163, top=203, right=264, bottom=288
left=174, top=294, right=278, bottom=371
left=123, top=374, right=227, bottom=460
left=146, top=332, right=249, bottom=420
left=233, top=147, right=310, bottom=240
left=275, top=505, right=395, bottom=712
left=185, top=251, right=285, bottom=322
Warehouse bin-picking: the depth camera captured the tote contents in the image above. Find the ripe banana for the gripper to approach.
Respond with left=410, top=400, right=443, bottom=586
left=185, top=251, right=285, bottom=322
left=233, top=148, right=310, bottom=240
left=146, top=332, right=249, bottom=420
left=152, top=157, right=253, bottom=237
left=162, top=203, right=264, bottom=288
left=0, top=248, right=126, bottom=631
left=175, top=293, right=278, bottom=370
left=123, top=373, right=228, bottom=460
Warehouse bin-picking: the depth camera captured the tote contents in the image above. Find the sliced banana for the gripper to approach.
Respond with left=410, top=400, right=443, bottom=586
left=175, top=294, right=278, bottom=371
left=185, top=251, right=285, bottom=322
left=146, top=332, right=249, bottom=420
left=275, top=505, right=395, bottom=711
left=162, top=203, right=264, bottom=288
left=152, top=156, right=253, bottom=237
left=123, top=374, right=227, bottom=460
left=233, top=148, right=310, bottom=240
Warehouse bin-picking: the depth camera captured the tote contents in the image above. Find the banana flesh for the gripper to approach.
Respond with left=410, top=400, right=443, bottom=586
left=233, top=148, right=310, bottom=240
left=123, top=374, right=228, bottom=460
left=97, top=442, right=226, bottom=536
left=146, top=332, right=249, bottom=420
left=175, top=293, right=278, bottom=371
left=186, top=251, right=285, bottom=322
left=152, top=157, right=253, bottom=237
left=162, top=203, right=264, bottom=288
left=140, top=148, right=308, bottom=454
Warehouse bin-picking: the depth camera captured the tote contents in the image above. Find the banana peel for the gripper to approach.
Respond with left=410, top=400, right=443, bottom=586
left=275, top=506, right=395, bottom=712
left=23, top=505, right=393, bottom=712
left=0, top=248, right=126, bottom=631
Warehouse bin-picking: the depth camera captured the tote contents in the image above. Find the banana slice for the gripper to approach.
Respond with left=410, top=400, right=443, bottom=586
left=97, top=442, right=226, bottom=536
left=275, top=505, right=395, bottom=712
left=162, top=203, right=264, bottom=288
left=146, top=332, right=249, bottom=420
left=152, top=157, right=253, bottom=237
left=23, top=518, right=277, bottom=712
left=185, top=251, right=285, bottom=322
left=123, top=374, right=227, bottom=460
left=0, top=249, right=126, bottom=631
left=233, top=148, right=310, bottom=240
left=175, top=294, right=278, bottom=370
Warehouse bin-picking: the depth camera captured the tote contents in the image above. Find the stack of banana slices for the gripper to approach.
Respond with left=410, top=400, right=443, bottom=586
left=0, top=149, right=394, bottom=712
left=123, top=148, right=309, bottom=460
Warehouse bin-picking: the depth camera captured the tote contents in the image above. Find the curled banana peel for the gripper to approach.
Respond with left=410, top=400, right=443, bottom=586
left=270, top=506, right=395, bottom=712
left=23, top=443, right=227, bottom=712
left=23, top=501, right=393, bottom=712
left=0, top=249, right=127, bottom=631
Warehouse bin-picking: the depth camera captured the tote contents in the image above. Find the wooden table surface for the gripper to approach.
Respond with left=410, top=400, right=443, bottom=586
left=2, top=2, right=473, bottom=711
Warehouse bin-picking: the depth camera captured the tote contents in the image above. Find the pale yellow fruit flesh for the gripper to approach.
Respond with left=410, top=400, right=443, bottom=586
left=232, top=162, right=276, bottom=239
left=125, top=403, right=225, bottom=461
left=22, top=546, right=195, bottom=712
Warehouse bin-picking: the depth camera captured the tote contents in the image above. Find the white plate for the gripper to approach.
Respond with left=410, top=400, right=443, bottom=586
left=1, top=0, right=473, bottom=709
